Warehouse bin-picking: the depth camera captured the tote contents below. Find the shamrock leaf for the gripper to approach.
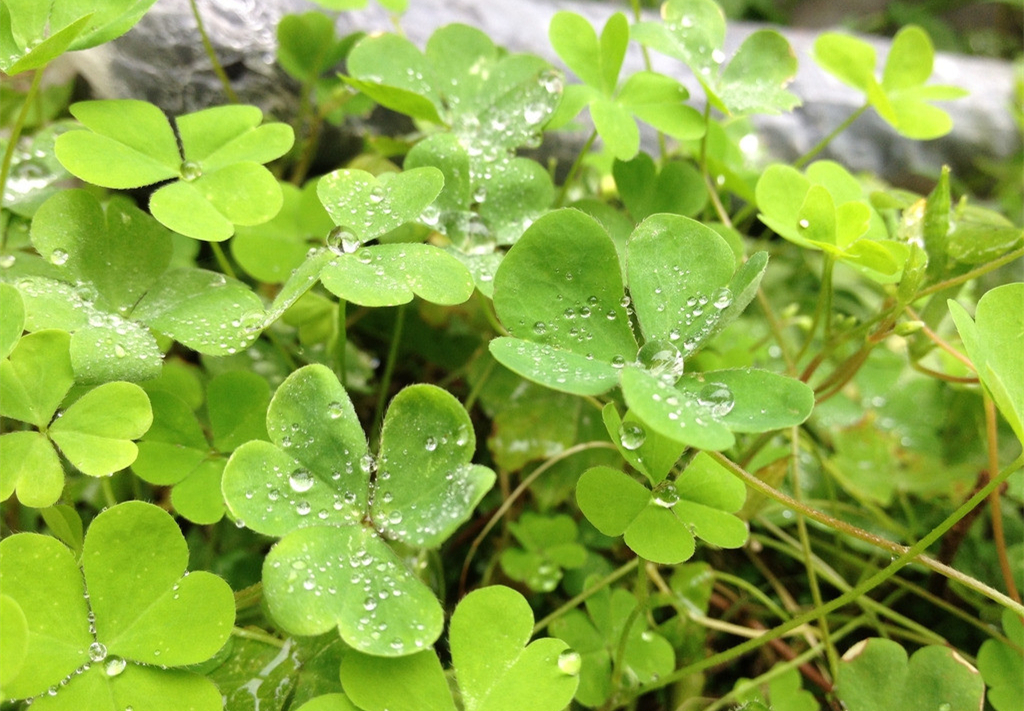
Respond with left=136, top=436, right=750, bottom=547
left=490, top=208, right=813, bottom=449
left=576, top=452, right=747, bottom=564
left=548, top=11, right=704, bottom=160
left=339, top=586, right=579, bottom=711
left=19, top=190, right=264, bottom=381
left=499, top=513, right=587, bottom=592
left=133, top=371, right=271, bottom=524
left=54, top=100, right=293, bottom=240
left=813, top=25, right=968, bottom=139
left=602, top=403, right=685, bottom=486
left=233, top=180, right=335, bottom=284
left=550, top=585, right=674, bottom=707
left=949, top=283, right=1024, bottom=444
left=977, top=609, right=1024, bottom=711
left=347, top=24, right=561, bottom=284
left=0, top=501, right=234, bottom=709
left=836, top=638, right=984, bottom=711
left=0, top=0, right=157, bottom=75
left=631, top=0, right=799, bottom=116
left=756, top=160, right=910, bottom=281
left=613, top=154, right=707, bottom=222
left=0, top=330, right=152, bottom=508
left=0, top=282, right=24, bottom=358
left=222, top=364, right=495, bottom=655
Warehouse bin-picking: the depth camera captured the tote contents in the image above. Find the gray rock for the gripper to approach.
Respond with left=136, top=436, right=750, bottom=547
left=70, top=0, right=1019, bottom=186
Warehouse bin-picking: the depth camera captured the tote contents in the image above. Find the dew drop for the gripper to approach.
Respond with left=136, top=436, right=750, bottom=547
left=49, top=249, right=69, bottom=266
left=798, top=218, right=810, bottom=229
left=472, top=185, right=487, bottom=203
left=557, top=649, right=582, bottom=675
left=327, top=226, right=361, bottom=254
left=180, top=160, right=202, bottom=181
left=697, top=382, right=735, bottom=417
left=357, top=249, right=374, bottom=264
left=289, top=468, right=315, bottom=493
left=327, top=401, right=345, bottom=419
left=88, top=642, right=107, bottom=662
left=424, top=437, right=438, bottom=452
left=114, top=344, right=127, bottom=358
left=636, top=340, right=684, bottom=383
left=104, top=656, right=126, bottom=677
left=618, top=422, right=647, bottom=451
left=296, top=501, right=312, bottom=516
left=712, top=286, right=732, bottom=310
left=369, top=186, right=386, bottom=203
left=533, top=321, right=547, bottom=335
left=652, top=481, right=680, bottom=508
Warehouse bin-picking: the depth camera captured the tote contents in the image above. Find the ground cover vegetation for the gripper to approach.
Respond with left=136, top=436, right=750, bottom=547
left=0, top=0, right=1022, bottom=709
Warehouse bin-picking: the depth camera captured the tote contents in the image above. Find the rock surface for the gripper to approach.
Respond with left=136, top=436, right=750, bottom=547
left=71, top=0, right=1019, bottom=187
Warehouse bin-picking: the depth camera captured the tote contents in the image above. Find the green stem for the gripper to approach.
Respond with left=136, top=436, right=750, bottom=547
left=700, top=103, right=732, bottom=226
left=231, top=626, right=285, bottom=648
left=555, top=130, right=598, bottom=208
left=917, top=246, right=1024, bottom=298
left=637, top=452, right=1024, bottom=696
left=710, top=451, right=1024, bottom=614
left=333, top=299, right=347, bottom=388
left=712, top=571, right=791, bottom=622
left=789, top=428, right=839, bottom=679
left=234, top=582, right=263, bottom=611
left=533, top=558, right=640, bottom=634
left=371, top=304, right=406, bottom=446
left=793, top=104, right=869, bottom=169
left=209, top=242, right=237, bottom=279
left=0, top=68, right=45, bottom=245
left=794, top=255, right=835, bottom=366
left=188, top=0, right=240, bottom=104
left=100, top=478, right=119, bottom=508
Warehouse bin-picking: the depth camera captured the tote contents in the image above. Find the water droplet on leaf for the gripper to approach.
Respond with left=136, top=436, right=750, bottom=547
left=697, top=382, right=735, bottom=417
left=88, top=642, right=107, bottom=662
left=652, top=481, right=680, bottom=508
left=557, top=649, right=582, bottom=675
left=104, top=656, right=126, bottom=677
left=180, top=161, right=202, bottom=181
left=50, top=249, right=69, bottom=266
left=327, top=226, right=361, bottom=254
left=289, top=469, right=315, bottom=493
left=618, top=422, right=647, bottom=451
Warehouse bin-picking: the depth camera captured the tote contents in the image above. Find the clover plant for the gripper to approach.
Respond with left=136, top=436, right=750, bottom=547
left=0, top=0, right=1021, bottom=709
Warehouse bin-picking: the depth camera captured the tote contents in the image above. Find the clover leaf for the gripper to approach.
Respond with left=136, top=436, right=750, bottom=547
left=133, top=371, right=271, bottom=524
left=233, top=180, right=335, bottom=284
left=756, top=160, right=910, bottom=281
left=977, top=609, right=1024, bottom=711
left=612, top=154, right=707, bottom=222
left=949, top=283, right=1024, bottom=444
left=54, top=100, right=293, bottom=240
left=499, top=513, right=587, bottom=592
left=17, top=189, right=265, bottom=382
left=550, top=585, right=674, bottom=707
left=632, top=0, right=799, bottom=116
left=339, top=586, right=579, bottom=711
left=733, top=667, right=817, bottom=711
left=0, top=0, right=157, bottom=75
left=346, top=24, right=561, bottom=287
left=812, top=25, right=968, bottom=139
left=0, top=501, right=235, bottom=710
left=576, top=452, right=747, bottom=564
left=548, top=11, right=704, bottom=160
left=836, top=638, right=984, bottom=711
left=489, top=208, right=813, bottom=450
left=0, top=330, right=152, bottom=508
left=222, top=364, right=495, bottom=655
left=0, top=281, right=25, bottom=359
left=602, top=403, right=685, bottom=486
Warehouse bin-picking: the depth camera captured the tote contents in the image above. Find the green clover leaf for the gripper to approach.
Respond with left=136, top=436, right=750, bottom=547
left=0, top=282, right=25, bottom=358
left=490, top=208, right=813, bottom=450
left=812, top=25, right=968, bottom=139
left=222, top=364, right=495, bottom=655
left=612, top=154, right=707, bottom=222
left=949, top=283, right=1024, bottom=444
left=576, top=452, right=747, bottom=564
left=133, top=371, right=271, bottom=524
left=0, top=0, right=157, bottom=75
left=339, top=586, right=579, bottom=711
left=54, top=100, right=293, bottom=240
left=756, top=160, right=910, bottom=281
left=836, top=638, right=984, bottom=711
left=19, top=190, right=265, bottom=381
left=631, top=0, right=799, bottom=116
left=977, top=609, right=1024, bottom=711
left=499, top=513, right=587, bottom=592
left=548, top=11, right=704, bottom=160
left=0, top=330, right=152, bottom=508
left=0, top=501, right=234, bottom=709
left=550, top=585, right=674, bottom=707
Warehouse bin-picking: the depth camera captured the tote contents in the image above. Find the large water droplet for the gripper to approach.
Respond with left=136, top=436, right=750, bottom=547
left=424, top=437, right=438, bottom=452
left=652, top=481, right=680, bottom=508
left=104, top=656, right=126, bottom=677
left=289, top=468, right=315, bottom=493
left=618, top=422, right=647, bottom=451
left=636, top=340, right=684, bottom=383
left=327, top=401, right=345, bottom=419
left=180, top=160, right=202, bottom=181
left=712, top=286, right=732, bottom=310
left=369, top=186, right=386, bottom=203
left=49, top=249, right=69, bottom=266
left=557, top=649, right=582, bottom=675
left=88, top=642, right=108, bottom=662
left=327, top=226, right=360, bottom=254
left=697, top=382, right=735, bottom=417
